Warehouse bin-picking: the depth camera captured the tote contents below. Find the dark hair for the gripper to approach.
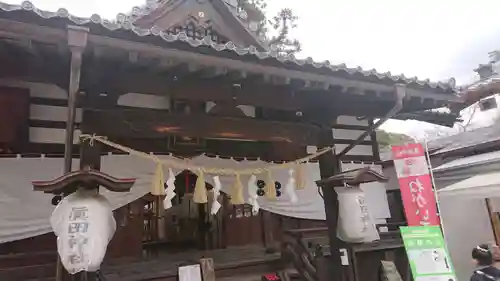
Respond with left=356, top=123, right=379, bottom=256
left=472, top=244, right=494, bottom=266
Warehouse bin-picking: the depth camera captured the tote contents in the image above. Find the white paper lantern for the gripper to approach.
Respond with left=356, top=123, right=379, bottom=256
left=335, top=186, right=379, bottom=242
left=50, top=189, right=116, bottom=274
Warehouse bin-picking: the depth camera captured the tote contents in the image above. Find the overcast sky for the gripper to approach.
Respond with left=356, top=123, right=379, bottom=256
left=7, top=0, right=500, bottom=137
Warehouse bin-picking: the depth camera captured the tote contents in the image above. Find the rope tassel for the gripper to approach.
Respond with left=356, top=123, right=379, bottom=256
left=230, top=174, right=245, bottom=205
left=265, top=171, right=277, bottom=200
left=151, top=162, right=166, bottom=196
left=193, top=170, right=208, bottom=204
left=294, top=164, right=306, bottom=190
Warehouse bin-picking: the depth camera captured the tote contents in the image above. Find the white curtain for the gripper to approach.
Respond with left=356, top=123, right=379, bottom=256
left=0, top=155, right=387, bottom=243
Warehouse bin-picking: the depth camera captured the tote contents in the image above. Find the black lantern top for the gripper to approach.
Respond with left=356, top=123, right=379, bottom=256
left=315, top=167, right=388, bottom=188
left=31, top=167, right=136, bottom=195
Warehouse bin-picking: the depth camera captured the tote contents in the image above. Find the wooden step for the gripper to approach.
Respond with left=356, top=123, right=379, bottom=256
left=0, top=263, right=56, bottom=280
left=106, top=257, right=282, bottom=281
left=0, top=251, right=56, bottom=269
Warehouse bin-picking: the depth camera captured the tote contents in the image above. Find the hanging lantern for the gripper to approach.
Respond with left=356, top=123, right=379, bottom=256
left=336, top=186, right=378, bottom=242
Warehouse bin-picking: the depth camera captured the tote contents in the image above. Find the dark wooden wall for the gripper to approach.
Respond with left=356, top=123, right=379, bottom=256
left=224, top=204, right=263, bottom=247
left=0, top=86, right=29, bottom=153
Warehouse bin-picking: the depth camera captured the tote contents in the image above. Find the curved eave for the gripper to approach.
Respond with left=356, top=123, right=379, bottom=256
left=32, top=170, right=136, bottom=194
left=458, top=74, right=500, bottom=108
left=0, top=1, right=458, bottom=100
left=393, top=111, right=460, bottom=127
left=316, top=167, right=389, bottom=187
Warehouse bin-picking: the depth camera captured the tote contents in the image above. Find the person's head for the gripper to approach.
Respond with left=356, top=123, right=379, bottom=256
left=472, top=244, right=494, bottom=266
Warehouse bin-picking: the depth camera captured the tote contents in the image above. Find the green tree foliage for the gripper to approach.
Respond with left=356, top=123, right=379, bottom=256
left=376, top=130, right=415, bottom=148
left=238, top=0, right=301, bottom=55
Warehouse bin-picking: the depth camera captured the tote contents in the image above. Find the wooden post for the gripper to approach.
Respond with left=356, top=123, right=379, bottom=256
left=316, top=127, right=346, bottom=281
left=63, top=25, right=88, bottom=172
left=262, top=211, right=275, bottom=249
left=486, top=198, right=500, bottom=244
left=57, top=25, right=88, bottom=281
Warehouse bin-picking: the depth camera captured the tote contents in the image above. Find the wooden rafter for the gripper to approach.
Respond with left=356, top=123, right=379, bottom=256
left=84, top=109, right=322, bottom=145
left=0, top=18, right=460, bottom=103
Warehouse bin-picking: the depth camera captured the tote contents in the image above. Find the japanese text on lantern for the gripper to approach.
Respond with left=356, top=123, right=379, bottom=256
left=392, top=144, right=439, bottom=226
left=66, top=206, right=90, bottom=265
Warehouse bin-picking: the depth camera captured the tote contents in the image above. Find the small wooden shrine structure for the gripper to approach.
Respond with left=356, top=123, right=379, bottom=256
left=0, top=1, right=464, bottom=281
left=280, top=167, right=390, bottom=281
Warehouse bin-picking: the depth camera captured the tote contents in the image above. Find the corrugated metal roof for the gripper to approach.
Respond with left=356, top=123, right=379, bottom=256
left=427, top=124, right=500, bottom=155
left=380, top=123, right=500, bottom=162
left=433, top=149, right=500, bottom=172
left=0, top=1, right=457, bottom=92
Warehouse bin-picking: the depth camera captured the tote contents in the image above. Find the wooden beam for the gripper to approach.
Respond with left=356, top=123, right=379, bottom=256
left=85, top=33, right=461, bottom=103
left=64, top=25, right=88, bottom=171
left=58, top=25, right=88, bottom=281
left=91, top=68, right=305, bottom=110
left=0, top=19, right=460, bottom=103
left=80, top=61, right=449, bottom=116
left=85, top=109, right=321, bottom=145
left=0, top=51, right=67, bottom=84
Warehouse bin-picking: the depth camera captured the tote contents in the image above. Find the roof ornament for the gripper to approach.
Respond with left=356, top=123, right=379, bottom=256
left=448, top=78, right=456, bottom=88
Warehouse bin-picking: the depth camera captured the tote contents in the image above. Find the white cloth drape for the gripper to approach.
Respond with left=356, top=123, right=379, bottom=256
left=0, top=155, right=387, bottom=243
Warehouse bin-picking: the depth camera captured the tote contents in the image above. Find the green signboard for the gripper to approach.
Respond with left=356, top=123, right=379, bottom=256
left=400, top=226, right=456, bottom=281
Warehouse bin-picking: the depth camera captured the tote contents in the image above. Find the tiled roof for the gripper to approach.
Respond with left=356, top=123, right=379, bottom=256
left=125, top=0, right=164, bottom=22
left=464, top=73, right=500, bottom=93
left=425, top=123, right=500, bottom=155
left=380, top=123, right=500, bottom=162
left=0, top=1, right=457, bottom=92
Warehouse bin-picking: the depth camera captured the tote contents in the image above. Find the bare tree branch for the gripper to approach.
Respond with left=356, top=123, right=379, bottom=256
left=238, top=0, right=301, bottom=55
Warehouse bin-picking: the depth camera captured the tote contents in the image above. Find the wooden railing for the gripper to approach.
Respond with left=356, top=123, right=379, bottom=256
left=279, top=227, right=330, bottom=281
left=278, top=223, right=408, bottom=281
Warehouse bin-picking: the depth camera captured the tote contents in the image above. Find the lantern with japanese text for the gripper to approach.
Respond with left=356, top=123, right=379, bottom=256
left=316, top=167, right=389, bottom=243
left=336, top=186, right=376, bottom=242
left=32, top=168, right=135, bottom=276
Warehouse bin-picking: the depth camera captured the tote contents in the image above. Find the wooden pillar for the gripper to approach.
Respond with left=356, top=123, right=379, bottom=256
left=316, top=127, right=346, bottom=281
left=63, top=25, right=88, bottom=172
left=58, top=25, right=88, bottom=281
left=486, top=199, right=500, bottom=244
left=79, top=109, right=101, bottom=171
left=262, top=211, right=276, bottom=249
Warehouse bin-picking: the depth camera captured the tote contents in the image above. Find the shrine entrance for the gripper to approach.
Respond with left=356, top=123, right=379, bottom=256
left=143, top=170, right=210, bottom=254
left=147, top=170, right=264, bottom=252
